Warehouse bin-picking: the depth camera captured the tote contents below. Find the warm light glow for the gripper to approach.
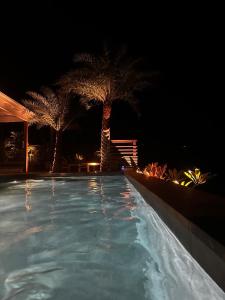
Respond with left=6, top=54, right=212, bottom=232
left=173, top=180, right=179, bottom=185
left=143, top=162, right=167, bottom=179
left=88, top=162, right=99, bottom=166
left=184, top=168, right=209, bottom=185
left=28, top=145, right=40, bottom=163
left=136, top=168, right=143, bottom=174
left=75, top=153, right=84, bottom=161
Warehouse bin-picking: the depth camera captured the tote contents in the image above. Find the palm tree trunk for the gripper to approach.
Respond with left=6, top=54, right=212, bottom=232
left=50, top=130, right=62, bottom=173
left=48, top=127, right=55, bottom=165
left=50, top=127, right=55, bottom=150
left=100, top=103, right=112, bottom=172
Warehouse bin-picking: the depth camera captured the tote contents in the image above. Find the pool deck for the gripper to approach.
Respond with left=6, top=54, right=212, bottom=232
left=125, top=170, right=225, bottom=292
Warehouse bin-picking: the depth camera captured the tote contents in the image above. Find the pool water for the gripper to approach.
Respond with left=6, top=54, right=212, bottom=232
left=0, top=176, right=224, bottom=300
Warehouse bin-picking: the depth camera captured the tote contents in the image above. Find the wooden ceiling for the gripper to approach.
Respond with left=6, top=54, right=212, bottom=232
left=0, top=91, right=34, bottom=123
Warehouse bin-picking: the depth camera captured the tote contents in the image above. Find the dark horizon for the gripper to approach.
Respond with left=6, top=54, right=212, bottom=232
left=0, top=1, right=224, bottom=178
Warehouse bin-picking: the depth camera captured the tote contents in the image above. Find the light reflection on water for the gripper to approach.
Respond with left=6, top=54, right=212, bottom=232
left=0, top=176, right=224, bottom=300
left=0, top=177, right=147, bottom=300
left=24, top=180, right=32, bottom=212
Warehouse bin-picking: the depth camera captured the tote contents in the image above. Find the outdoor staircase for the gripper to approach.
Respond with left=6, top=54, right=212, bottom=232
left=110, top=139, right=138, bottom=170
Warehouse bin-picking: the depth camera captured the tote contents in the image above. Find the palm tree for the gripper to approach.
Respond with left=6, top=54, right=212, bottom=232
left=59, top=47, right=147, bottom=171
left=23, top=87, right=73, bottom=172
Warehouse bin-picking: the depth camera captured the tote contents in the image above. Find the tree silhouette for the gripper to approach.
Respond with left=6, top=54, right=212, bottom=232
left=23, top=87, right=74, bottom=172
left=60, top=47, right=148, bottom=171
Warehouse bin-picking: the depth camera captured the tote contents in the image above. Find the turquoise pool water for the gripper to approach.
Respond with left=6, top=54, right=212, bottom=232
left=0, top=176, right=224, bottom=300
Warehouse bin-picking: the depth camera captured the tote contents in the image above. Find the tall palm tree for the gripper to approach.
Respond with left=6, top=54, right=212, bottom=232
left=23, top=87, right=73, bottom=172
left=60, top=47, right=147, bottom=171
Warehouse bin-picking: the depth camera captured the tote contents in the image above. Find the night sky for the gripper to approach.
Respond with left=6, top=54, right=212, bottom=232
left=0, top=2, right=224, bottom=180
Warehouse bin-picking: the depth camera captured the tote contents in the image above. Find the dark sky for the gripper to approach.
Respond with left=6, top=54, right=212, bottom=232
left=0, top=1, right=224, bottom=170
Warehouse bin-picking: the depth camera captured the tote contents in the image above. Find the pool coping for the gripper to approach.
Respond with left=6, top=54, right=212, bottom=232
left=125, top=170, right=225, bottom=292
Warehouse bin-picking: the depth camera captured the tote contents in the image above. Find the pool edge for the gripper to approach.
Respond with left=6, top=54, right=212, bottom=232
left=125, top=171, right=225, bottom=293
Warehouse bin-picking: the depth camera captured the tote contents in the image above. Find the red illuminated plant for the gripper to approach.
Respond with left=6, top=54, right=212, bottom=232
left=143, top=162, right=167, bottom=179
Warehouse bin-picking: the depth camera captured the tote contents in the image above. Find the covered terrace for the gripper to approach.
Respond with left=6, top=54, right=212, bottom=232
left=0, top=91, right=34, bottom=174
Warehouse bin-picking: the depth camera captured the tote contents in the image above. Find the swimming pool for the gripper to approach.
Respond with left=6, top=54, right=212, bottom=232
left=0, top=176, right=224, bottom=299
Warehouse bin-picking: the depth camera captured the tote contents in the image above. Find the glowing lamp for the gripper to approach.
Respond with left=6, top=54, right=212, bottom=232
left=88, top=162, right=99, bottom=166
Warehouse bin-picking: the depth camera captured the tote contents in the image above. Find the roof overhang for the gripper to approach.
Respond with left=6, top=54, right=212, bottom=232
left=0, top=91, right=34, bottom=123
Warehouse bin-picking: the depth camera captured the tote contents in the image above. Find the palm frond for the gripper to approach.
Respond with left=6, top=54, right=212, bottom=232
left=59, top=45, right=154, bottom=113
left=73, top=53, right=96, bottom=64
left=26, top=91, right=53, bottom=109
left=23, top=88, right=74, bottom=132
left=26, top=91, right=47, bottom=103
